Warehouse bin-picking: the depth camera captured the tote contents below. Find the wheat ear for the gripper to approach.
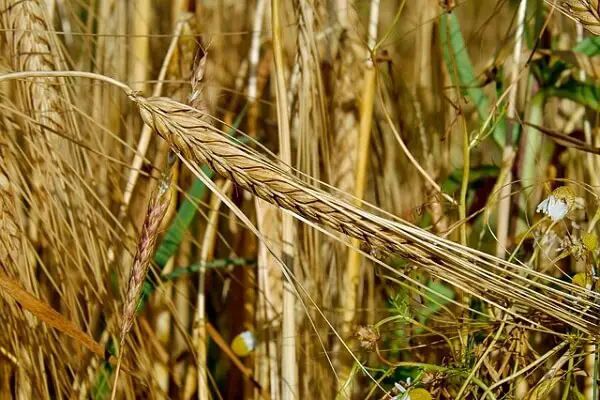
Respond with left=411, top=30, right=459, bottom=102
left=546, top=0, right=600, bottom=35
left=111, top=167, right=173, bottom=396
left=131, top=93, right=600, bottom=335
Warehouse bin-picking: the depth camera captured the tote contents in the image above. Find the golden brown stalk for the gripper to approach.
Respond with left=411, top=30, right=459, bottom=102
left=336, top=0, right=379, bottom=392
left=339, top=15, right=383, bottom=397
left=152, top=255, right=175, bottom=398
left=254, top=198, right=283, bottom=400
left=171, top=232, right=192, bottom=385
left=291, top=1, right=331, bottom=395
left=193, top=180, right=231, bottom=400
left=119, top=14, right=192, bottom=223
left=132, top=94, right=600, bottom=335
left=129, top=0, right=150, bottom=94
left=271, top=0, right=298, bottom=397
left=495, top=0, right=528, bottom=260
left=327, top=1, right=363, bottom=387
left=180, top=48, right=215, bottom=400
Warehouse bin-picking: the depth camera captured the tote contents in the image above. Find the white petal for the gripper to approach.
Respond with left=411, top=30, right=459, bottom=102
left=536, top=197, right=550, bottom=214
left=394, top=382, right=407, bottom=393
left=547, top=200, right=568, bottom=221
left=536, top=196, right=569, bottom=221
left=239, top=331, right=257, bottom=351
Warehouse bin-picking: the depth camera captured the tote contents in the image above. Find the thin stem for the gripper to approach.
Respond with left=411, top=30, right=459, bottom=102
left=456, top=317, right=507, bottom=399
left=459, top=100, right=470, bottom=246
left=372, top=356, right=497, bottom=400
left=0, top=70, right=133, bottom=95
left=480, top=340, right=568, bottom=400
left=110, top=347, right=124, bottom=400
left=594, top=342, right=599, bottom=400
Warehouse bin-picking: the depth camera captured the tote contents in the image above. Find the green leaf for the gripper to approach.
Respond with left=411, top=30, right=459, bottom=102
left=419, top=281, right=455, bottom=323
left=570, top=385, right=587, bottom=400
left=545, top=78, right=600, bottom=111
left=520, top=92, right=545, bottom=207
left=91, top=344, right=115, bottom=400
left=574, top=36, right=600, bottom=57
left=425, top=281, right=454, bottom=309
left=141, top=258, right=254, bottom=298
left=153, top=168, right=214, bottom=268
left=440, top=12, right=488, bottom=121
left=91, top=368, right=111, bottom=400
left=441, top=164, right=499, bottom=195
left=440, top=12, right=507, bottom=147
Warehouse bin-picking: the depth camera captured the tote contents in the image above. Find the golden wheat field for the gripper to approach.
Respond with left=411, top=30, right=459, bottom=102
left=6, top=0, right=600, bottom=399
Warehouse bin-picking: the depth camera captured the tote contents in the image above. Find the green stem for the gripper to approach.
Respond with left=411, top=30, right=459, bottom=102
left=141, top=258, right=254, bottom=297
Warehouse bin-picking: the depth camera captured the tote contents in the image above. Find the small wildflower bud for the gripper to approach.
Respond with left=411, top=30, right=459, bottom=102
left=355, top=325, right=380, bottom=350
left=582, top=232, right=597, bottom=252
left=536, top=186, right=576, bottom=222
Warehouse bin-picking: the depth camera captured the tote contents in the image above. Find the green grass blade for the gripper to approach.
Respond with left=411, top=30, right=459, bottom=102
left=573, top=36, right=600, bottom=56
left=440, top=12, right=506, bottom=148
left=153, top=167, right=214, bottom=268
left=545, top=78, right=600, bottom=111
left=440, top=12, right=489, bottom=120
left=141, top=257, right=254, bottom=298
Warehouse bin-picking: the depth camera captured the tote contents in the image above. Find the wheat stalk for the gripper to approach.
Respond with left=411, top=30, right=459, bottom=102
left=131, top=93, right=600, bottom=336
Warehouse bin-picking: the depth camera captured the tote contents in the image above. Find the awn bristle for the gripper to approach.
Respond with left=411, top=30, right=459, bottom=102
left=133, top=94, right=600, bottom=336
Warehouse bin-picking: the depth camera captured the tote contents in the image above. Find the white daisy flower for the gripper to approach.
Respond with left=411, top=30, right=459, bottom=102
left=536, top=196, right=568, bottom=221
left=536, top=186, right=576, bottom=222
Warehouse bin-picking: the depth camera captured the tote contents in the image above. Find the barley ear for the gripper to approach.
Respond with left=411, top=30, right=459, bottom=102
left=548, top=0, right=600, bottom=35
